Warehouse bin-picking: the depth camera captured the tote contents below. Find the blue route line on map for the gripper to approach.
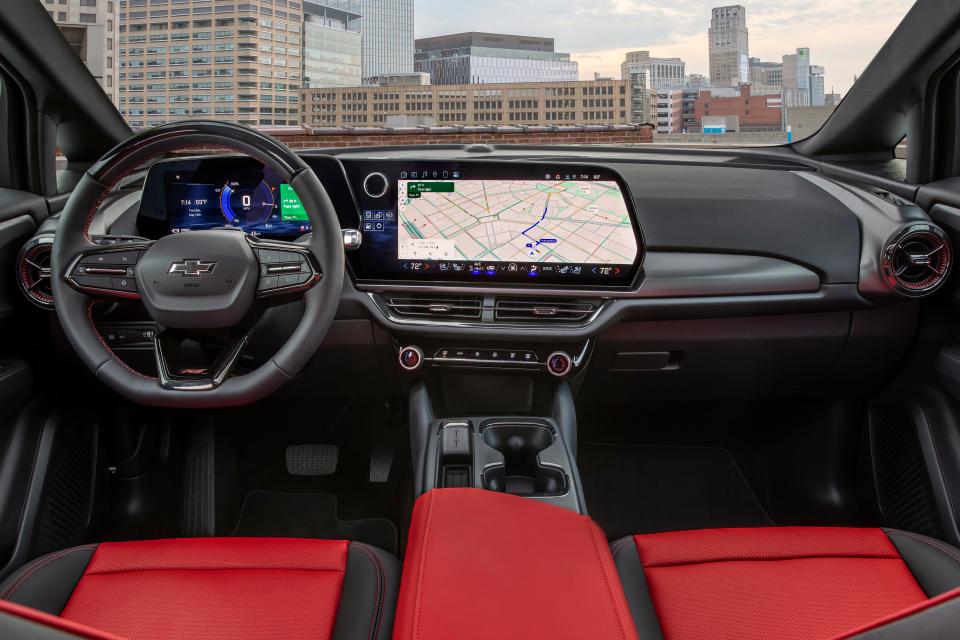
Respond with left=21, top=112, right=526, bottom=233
left=522, top=202, right=555, bottom=255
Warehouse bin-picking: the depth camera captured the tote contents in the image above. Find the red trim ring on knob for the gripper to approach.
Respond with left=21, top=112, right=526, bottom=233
left=399, top=346, right=424, bottom=371
left=547, top=351, right=573, bottom=377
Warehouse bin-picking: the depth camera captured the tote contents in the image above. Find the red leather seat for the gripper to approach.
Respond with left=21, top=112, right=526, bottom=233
left=611, top=526, right=960, bottom=640
left=0, top=537, right=399, bottom=640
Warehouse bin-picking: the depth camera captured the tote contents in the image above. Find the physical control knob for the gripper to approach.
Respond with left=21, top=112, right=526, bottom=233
left=363, top=172, right=389, bottom=198
left=399, top=346, right=424, bottom=371
left=546, top=351, right=573, bottom=377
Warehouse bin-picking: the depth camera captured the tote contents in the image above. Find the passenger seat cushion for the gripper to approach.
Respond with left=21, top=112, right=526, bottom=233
left=1, top=537, right=401, bottom=640
left=618, top=527, right=938, bottom=640
left=61, top=537, right=350, bottom=640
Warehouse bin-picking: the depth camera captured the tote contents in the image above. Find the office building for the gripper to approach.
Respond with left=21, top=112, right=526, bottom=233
left=809, top=64, right=825, bottom=107
left=303, top=1, right=362, bottom=88
left=41, top=0, right=120, bottom=106
left=367, top=72, right=430, bottom=86
left=117, top=0, right=303, bottom=129
left=782, top=47, right=812, bottom=107
left=749, top=57, right=781, bottom=86
left=825, top=92, right=842, bottom=107
left=708, top=5, right=749, bottom=86
left=685, top=74, right=710, bottom=90
left=303, top=79, right=629, bottom=127
left=627, top=70, right=652, bottom=126
left=693, top=84, right=783, bottom=132
left=621, top=51, right=685, bottom=92
left=414, top=32, right=578, bottom=85
left=330, top=0, right=414, bottom=82
left=654, top=90, right=684, bottom=134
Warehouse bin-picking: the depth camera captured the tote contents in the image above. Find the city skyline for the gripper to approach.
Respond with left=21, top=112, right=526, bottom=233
left=415, top=0, right=915, bottom=94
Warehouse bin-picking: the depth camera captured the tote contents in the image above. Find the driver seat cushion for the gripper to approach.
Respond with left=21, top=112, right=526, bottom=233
left=0, top=537, right=399, bottom=640
left=611, top=526, right=960, bottom=640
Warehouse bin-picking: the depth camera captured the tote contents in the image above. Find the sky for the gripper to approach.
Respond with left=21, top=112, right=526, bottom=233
left=414, top=0, right=916, bottom=95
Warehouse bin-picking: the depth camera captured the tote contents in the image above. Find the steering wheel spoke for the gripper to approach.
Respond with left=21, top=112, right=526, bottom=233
left=154, top=329, right=249, bottom=391
left=248, top=236, right=322, bottom=300
left=66, top=239, right=154, bottom=300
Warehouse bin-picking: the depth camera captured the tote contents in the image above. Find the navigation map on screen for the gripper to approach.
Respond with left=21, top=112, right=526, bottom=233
left=396, top=179, right=637, bottom=265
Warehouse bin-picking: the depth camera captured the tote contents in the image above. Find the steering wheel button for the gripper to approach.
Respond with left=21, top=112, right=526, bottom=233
left=110, top=277, right=138, bottom=292
left=277, top=250, right=301, bottom=263
left=277, top=274, right=300, bottom=288
left=257, top=276, right=279, bottom=291
left=81, top=250, right=140, bottom=266
left=257, top=249, right=280, bottom=264
left=72, top=275, right=112, bottom=289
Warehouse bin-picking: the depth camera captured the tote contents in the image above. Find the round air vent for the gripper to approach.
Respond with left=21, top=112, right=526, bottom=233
left=17, top=236, right=55, bottom=308
left=881, top=223, right=952, bottom=297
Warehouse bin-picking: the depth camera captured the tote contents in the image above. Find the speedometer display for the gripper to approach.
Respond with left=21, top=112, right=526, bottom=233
left=157, top=158, right=310, bottom=238
left=220, top=180, right=275, bottom=226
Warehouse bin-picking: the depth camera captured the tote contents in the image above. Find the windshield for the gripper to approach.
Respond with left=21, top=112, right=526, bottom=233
left=44, top=0, right=914, bottom=146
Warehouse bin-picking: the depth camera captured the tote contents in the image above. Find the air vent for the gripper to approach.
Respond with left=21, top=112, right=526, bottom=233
left=384, top=294, right=482, bottom=321
left=882, top=224, right=952, bottom=297
left=494, top=297, right=600, bottom=323
left=17, top=236, right=54, bottom=309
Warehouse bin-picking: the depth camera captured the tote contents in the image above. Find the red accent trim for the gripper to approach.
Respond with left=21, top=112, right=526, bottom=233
left=831, top=586, right=960, bottom=639
left=394, top=488, right=638, bottom=640
left=633, top=527, right=928, bottom=640
left=59, top=538, right=349, bottom=640
left=0, top=599, right=125, bottom=640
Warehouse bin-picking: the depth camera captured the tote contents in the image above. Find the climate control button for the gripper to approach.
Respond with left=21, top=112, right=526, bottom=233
left=546, top=351, right=573, bottom=377
left=399, top=346, right=424, bottom=371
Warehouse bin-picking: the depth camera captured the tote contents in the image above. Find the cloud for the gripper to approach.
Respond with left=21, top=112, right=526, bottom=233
left=415, top=0, right=915, bottom=94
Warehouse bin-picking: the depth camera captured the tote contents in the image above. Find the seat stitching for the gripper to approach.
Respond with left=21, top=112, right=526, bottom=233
left=887, top=529, right=960, bottom=566
left=640, top=553, right=904, bottom=569
left=0, top=545, right=98, bottom=600
left=352, top=543, right=386, bottom=640
left=413, top=490, right=435, bottom=640
left=587, top=520, right=630, bottom=640
left=77, top=566, right=347, bottom=576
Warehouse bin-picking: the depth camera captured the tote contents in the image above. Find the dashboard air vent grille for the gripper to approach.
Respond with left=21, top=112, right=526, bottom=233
left=384, top=294, right=483, bottom=321
left=494, top=297, right=600, bottom=323
left=882, top=224, right=952, bottom=297
left=18, top=237, right=54, bottom=309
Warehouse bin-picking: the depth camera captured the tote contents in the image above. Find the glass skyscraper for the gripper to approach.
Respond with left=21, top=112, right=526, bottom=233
left=303, top=1, right=362, bottom=87
left=330, top=0, right=414, bottom=82
left=415, top=33, right=579, bottom=85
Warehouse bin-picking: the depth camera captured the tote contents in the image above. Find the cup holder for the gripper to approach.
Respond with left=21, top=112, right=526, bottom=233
left=481, top=423, right=567, bottom=496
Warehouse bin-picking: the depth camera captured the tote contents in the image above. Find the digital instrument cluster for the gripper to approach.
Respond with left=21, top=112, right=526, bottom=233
left=137, top=157, right=311, bottom=239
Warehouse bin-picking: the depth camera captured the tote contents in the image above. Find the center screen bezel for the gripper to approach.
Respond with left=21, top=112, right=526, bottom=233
left=340, top=160, right=645, bottom=288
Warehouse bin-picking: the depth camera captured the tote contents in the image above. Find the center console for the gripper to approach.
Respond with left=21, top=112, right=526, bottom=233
left=410, top=378, right=585, bottom=513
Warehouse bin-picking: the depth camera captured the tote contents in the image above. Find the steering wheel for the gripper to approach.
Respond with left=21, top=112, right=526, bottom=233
left=50, top=121, right=345, bottom=407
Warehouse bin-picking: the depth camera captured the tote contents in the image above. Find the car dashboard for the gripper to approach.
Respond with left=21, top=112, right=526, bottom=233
left=15, top=145, right=956, bottom=400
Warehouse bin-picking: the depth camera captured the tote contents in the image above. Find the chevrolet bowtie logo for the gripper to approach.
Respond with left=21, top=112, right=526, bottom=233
left=168, top=259, right=217, bottom=277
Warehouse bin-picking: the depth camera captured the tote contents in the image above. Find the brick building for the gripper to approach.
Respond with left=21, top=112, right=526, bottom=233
left=303, top=79, right=632, bottom=127
left=693, top=84, right=782, bottom=133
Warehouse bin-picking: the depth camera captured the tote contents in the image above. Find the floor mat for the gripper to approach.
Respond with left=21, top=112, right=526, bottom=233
left=231, top=490, right=398, bottom=555
left=578, top=444, right=773, bottom=540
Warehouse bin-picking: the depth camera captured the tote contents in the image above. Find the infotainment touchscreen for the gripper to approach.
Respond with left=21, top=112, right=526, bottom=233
left=343, top=161, right=643, bottom=287
left=396, top=178, right=638, bottom=273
